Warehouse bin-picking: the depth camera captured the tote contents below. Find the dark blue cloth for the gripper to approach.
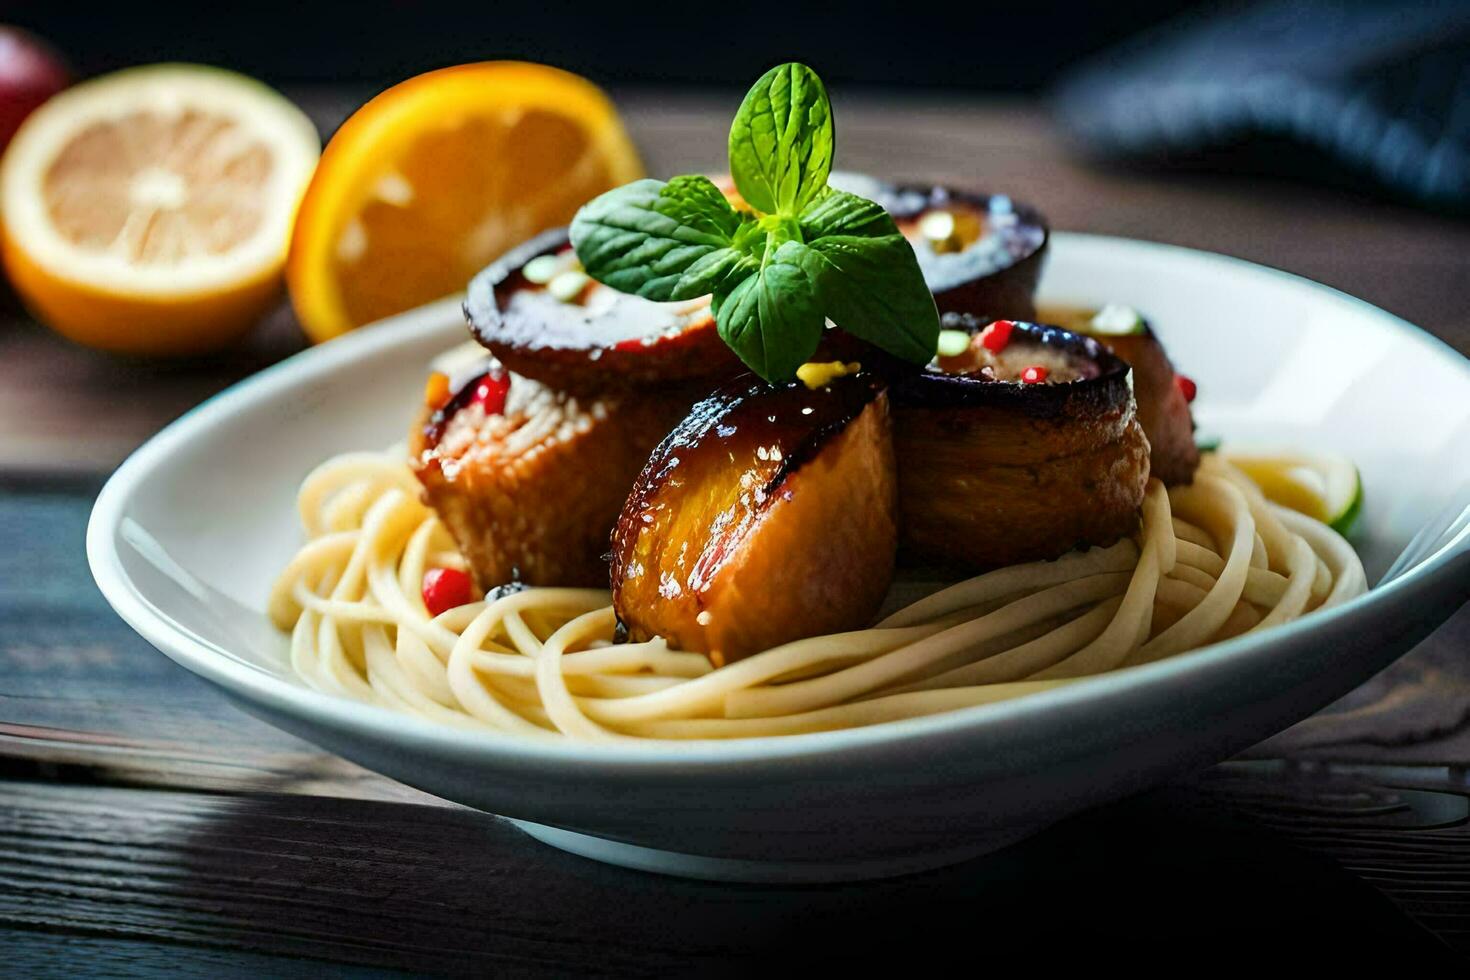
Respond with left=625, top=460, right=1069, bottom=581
left=1054, top=0, right=1470, bottom=211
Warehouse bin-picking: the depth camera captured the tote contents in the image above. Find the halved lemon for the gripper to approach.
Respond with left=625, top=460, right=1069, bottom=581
left=1, top=64, right=320, bottom=355
left=286, top=61, right=642, bottom=344
left=1225, top=450, right=1363, bottom=536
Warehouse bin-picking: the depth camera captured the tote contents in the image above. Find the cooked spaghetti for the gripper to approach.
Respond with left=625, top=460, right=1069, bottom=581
left=268, top=451, right=1365, bottom=741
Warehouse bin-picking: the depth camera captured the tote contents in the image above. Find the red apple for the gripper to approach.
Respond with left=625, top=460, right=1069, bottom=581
left=0, top=27, right=69, bottom=151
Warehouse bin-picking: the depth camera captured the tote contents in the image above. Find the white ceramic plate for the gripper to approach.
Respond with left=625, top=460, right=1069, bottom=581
left=88, top=233, right=1470, bottom=883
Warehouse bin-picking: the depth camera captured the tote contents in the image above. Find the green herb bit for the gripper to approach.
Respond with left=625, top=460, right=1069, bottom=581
left=936, top=329, right=972, bottom=358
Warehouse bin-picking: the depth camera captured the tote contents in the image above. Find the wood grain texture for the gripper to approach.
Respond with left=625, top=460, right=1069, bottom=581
left=1, top=91, right=1468, bottom=969
left=0, top=778, right=1459, bottom=972
left=1196, top=764, right=1470, bottom=955
left=0, top=485, right=423, bottom=804
left=6, top=932, right=404, bottom=978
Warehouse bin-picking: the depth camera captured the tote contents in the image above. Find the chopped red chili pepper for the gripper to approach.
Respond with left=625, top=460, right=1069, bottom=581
left=422, top=568, right=476, bottom=616
left=980, top=319, right=1015, bottom=353
left=471, top=372, right=511, bottom=416
left=1021, top=365, right=1049, bottom=385
left=612, top=337, right=648, bottom=353
left=1175, top=374, right=1197, bottom=403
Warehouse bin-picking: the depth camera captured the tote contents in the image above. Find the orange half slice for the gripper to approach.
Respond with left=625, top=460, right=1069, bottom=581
left=286, top=61, right=643, bottom=343
left=0, top=64, right=320, bottom=355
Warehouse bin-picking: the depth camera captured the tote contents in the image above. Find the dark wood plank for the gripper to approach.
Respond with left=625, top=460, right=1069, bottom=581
left=5, top=931, right=405, bottom=979
left=1196, top=763, right=1470, bottom=954
left=0, top=479, right=421, bottom=803
left=0, top=308, right=304, bottom=474
left=0, top=778, right=1458, bottom=971
left=1252, top=604, right=1470, bottom=765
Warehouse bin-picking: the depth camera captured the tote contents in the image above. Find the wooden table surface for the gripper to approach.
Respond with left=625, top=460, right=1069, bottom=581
left=3, top=90, right=1469, bottom=972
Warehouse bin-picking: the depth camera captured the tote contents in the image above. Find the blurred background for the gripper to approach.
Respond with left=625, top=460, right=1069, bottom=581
left=17, top=2, right=1183, bottom=90
left=13, top=0, right=1470, bottom=207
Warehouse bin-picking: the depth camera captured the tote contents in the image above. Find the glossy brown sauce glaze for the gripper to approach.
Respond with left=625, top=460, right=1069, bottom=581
left=464, top=227, right=740, bottom=393
left=612, top=371, right=894, bottom=664
left=628, top=371, right=887, bottom=517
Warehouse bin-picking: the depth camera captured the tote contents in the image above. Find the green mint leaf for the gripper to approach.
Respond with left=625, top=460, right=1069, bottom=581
left=794, top=233, right=940, bottom=365
left=714, top=237, right=824, bottom=381
left=730, top=216, right=766, bottom=255
left=570, top=176, right=742, bottom=300
left=657, top=174, right=745, bottom=238
left=790, top=188, right=941, bottom=363
left=728, top=63, right=834, bottom=216
left=668, top=209, right=765, bottom=299
left=798, top=189, right=897, bottom=239
left=668, top=246, right=756, bottom=301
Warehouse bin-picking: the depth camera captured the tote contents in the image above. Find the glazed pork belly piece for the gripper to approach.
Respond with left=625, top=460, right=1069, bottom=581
left=464, top=227, right=742, bottom=395
left=892, top=316, right=1150, bottom=570
left=1042, top=303, right=1200, bottom=485
left=409, top=359, right=692, bottom=588
left=612, top=369, right=897, bottom=667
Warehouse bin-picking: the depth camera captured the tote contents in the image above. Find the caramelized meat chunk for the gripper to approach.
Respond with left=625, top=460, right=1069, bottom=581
left=612, top=372, right=897, bottom=666
left=1040, top=304, right=1200, bottom=485
left=892, top=318, right=1150, bottom=569
left=410, top=361, right=692, bottom=588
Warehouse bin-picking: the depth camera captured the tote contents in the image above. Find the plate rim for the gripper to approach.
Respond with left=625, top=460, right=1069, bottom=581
left=86, top=232, right=1470, bottom=769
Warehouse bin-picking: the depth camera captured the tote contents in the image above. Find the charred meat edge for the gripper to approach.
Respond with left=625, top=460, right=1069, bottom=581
left=464, top=227, right=738, bottom=394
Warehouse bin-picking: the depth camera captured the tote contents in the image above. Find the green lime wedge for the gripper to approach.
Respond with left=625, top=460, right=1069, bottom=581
left=1328, top=465, right=1363, bottom=537
left=1224, top=450, right=1362, bottom=538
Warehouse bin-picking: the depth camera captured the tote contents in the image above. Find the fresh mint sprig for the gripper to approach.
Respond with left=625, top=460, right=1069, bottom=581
left=569, top=63, right=940, bottom=383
